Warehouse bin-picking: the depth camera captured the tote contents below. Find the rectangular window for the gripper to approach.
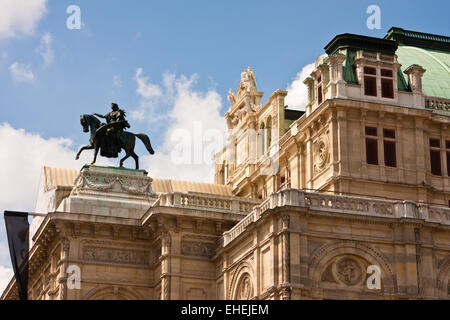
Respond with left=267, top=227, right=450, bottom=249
left=382, top=128, right=396, bottom=167
left=380, top=68, right=394, bottom=99
left=381, top=78, right=394, bottom=98
left=430, top=138, right=440, bottom=148
left=384, top=141, right=396, bottom=167
left=317, top=75, right=323, bottom=105
left=381, top=69, right=393, bottom=77
left=430, top=138, right=442, bottom=176
left=383, top=129, right=395, bottom=139
left=447, top=140, right=450, bottom=176
left=317, top=84, right=323, bottom=104
left=364, top=67, right=376, bottom=75
left=366, top=126, right=377, bottom=136
left=364, top=77, right=377, bottom=96
left=447, top=151, right=450, bottom=176
left=366, top=138, right=378, bottom=165
left=430, top=150, right=442, bottom=175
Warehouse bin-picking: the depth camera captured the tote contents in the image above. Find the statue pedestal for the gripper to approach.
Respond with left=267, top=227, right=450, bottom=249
left=58, top=165, right=157, bottom=219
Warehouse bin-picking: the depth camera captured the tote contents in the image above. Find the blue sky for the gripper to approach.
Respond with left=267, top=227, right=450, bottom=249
left=0, top=0, right=449, bottom=294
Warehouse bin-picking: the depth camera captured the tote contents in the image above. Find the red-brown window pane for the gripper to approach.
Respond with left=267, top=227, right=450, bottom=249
left=430, top=138, right=440, bottom=148
left=381, top=78, right=394, bottom=98
left=430, top=150, right=442, bottom=176
left=381, top=69, right=393, bottom=77
left=383, top=129, right=395, bottom=138
left=364, top=67, right=376, bottom=75
left=446, top=140, right=450, bottom=149
left=318, top=76, right=322, bottom=83
left=318, top=85, right=323, bottom=104
left=364, top=76, right=377, bottom=96
left=384, top=141, right=396, bottom=167
left=447, top=152, right=450, bottom=176
left=365, top=126, right=377, bottom=136
left=366, top=138, right=378, bottom=165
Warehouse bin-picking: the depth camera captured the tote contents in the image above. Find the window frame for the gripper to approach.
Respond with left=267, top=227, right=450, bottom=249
left=429, top=138, right=442, bottom=176
left=383, top=128, right=396, bottom=167
left=365, top=126, right=379, bottom=165
left=364, top=67, right=377, bottom=97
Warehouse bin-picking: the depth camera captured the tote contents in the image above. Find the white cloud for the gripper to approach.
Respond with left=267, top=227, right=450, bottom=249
left=0, top=0, right=47, bottom=40
left=136, top=69, right=226, bottom=182
left=0, top=123, right=113, bottom=296
left=0, top=265, right=13, bottom=296
left=37, top=32, right=53, bottom=65
left=135, top=68, right=163, bottom=99
left=0, top=123, right=111, bottom=214
left=9, top=62, right=35, bottom=83
left=285, top=62, right=315, bottom=110
left=0, top=242, right=13, bottom=295
left=113, top=75, right=122, bottom=87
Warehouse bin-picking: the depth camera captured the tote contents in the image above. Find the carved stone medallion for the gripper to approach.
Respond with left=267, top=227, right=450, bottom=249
left=314, top=135, right=330, bottom=173
left=334, top=257, right=363, bottom=285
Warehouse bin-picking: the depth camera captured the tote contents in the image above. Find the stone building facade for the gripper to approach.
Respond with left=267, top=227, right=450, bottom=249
left=2, top=27, right=449, bottom=300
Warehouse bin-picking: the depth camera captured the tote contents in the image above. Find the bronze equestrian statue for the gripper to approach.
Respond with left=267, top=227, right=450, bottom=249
left=76, top=103, right=154, bottom=169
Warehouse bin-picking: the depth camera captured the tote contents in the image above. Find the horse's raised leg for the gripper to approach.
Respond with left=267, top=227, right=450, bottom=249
left=131, top=151, right=139, bottom=170
left=91, top=144, right=100, bottom=165
left=120, top=152, right=131, bottom=168
left=76, top=144, right=94, bottom=160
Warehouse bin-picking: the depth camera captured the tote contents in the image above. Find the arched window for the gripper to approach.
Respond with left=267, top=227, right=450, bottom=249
left=266, top=116, right=272, bottom=150
left=259, top=122, right=265, bottom=156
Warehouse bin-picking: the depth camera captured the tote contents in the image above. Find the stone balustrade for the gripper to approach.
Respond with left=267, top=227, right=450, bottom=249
left=156, top=192, right=259, bottom=214
left=425, top=96, right=450, bottom=111
left=220, top=188, right=450, bottom=247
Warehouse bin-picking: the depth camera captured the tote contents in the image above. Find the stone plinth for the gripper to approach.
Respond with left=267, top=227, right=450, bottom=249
left=58, top=165, right=157, bottom=219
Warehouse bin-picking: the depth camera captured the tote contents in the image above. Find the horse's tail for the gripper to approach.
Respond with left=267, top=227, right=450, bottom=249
left=135, top=133, right=155, bottom=155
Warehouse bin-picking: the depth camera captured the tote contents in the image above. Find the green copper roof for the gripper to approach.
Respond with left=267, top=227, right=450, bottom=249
left=396, top=46, right=450, bottom=99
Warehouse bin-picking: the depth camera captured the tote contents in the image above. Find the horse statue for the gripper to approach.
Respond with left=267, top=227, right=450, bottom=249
left=76, top=114, right=154, bottom=169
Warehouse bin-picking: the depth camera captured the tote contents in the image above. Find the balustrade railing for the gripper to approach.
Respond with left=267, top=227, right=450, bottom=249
left=155, top=192, right=259, bottom=214
left=219, top=189, right=450, bottom=247
left=425, top=96, right=450, bottom=111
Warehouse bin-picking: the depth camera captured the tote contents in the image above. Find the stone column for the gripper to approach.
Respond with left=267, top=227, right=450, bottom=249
left=280, top=214, right=291, bottom=300
left=160, top=232, right=171, bottom=300
left=305, top=127, right=313, bottom=190
left=303, top=77, right=315, bottom=116
left=337, top=109, right=349, bottom=177
left=326, top=54, right=347, bottom=98
left=404, top=65, right=426, bottom=108
left=58, top=238, right=70, bottom=300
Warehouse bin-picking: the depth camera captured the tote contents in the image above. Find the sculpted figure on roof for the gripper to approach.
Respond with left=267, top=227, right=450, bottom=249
left=241, top=66, right=257, bottom=92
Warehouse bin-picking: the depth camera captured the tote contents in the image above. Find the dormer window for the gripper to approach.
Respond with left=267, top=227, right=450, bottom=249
left=364, top=67, right=377, bottom=96
left=381, top=69, right=394, bottom=98
left=317, top=75, right=323, bottom=105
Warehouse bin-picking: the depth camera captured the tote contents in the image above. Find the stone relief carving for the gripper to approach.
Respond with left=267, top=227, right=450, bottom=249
left=335, top=257, right=363, bottom=285
left=237, top=274, right=253, bottom=300
left=72, top=170, right=155, bottom=196
left=314, top=135, right=330, bottom=173
left=83, top=246, right=150, bottom=266
left=181, top=241, right=216, bottom=258
left=320, top=256, right=366, bottom=287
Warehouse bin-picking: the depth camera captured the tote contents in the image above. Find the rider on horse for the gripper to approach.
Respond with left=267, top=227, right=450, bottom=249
left=93, top=103, right=131, bottom=157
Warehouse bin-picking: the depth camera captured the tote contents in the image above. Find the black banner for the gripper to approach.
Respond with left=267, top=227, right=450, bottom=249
left=4, top=211, right=29, bottom=300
